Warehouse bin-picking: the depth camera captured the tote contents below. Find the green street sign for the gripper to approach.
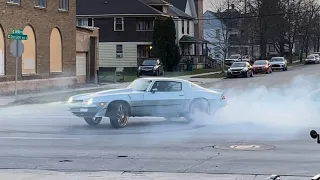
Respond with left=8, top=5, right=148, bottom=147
left=7, top=29, right=28, bottom=40
left=12, top=29, right=23, bottom=34
left=8, top=34, right=28, bottom=40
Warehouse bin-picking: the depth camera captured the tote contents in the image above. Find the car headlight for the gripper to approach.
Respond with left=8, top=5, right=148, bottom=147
left=67, top=97, right=73, bottom=103
left=84, top=98, right=93, bottom=105
left=241, top=68, right=247, bottom=71
left=153, top=66, right=157, bottom=70
left=138, top=67, right=141, bottom=70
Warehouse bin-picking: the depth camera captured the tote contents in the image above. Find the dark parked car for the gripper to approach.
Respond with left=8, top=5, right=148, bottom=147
left=137, top=59, right=164, bottom=77
left=227, top=62, right=254, bottom=78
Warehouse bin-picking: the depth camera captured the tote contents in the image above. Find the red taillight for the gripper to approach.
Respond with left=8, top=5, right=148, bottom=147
left=222, top=95, right=226, bottom=100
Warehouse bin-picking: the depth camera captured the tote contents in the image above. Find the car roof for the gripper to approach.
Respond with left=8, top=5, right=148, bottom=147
left=139, top=77, right=190, bottom=83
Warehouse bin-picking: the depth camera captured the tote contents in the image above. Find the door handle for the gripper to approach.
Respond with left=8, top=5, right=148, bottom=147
left=179, top=94, right=184, bottom=96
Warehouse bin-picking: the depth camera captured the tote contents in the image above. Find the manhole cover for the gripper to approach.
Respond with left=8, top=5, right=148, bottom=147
left=213, top=143, right=275, bottom=151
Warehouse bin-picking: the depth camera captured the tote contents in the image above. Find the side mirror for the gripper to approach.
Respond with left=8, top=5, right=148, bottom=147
left=151, top=88, right=158, bottom=93
left=310, top=130, right=320, bottom=144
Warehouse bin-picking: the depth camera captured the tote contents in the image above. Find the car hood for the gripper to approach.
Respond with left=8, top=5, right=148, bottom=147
left=140, top=65, right=156, bottom=68
left=253, top=65, right=266, bottom=68
left=72, top=88, right=133, bottom=101
left=229, top=67, right=245, bottom=71
left=270, top=61, right=285, bottom=64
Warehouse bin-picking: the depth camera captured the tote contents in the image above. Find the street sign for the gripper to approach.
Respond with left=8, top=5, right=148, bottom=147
left=10, top=40, right=24, bottom=57
left=7, top=29, right=28, bottom=40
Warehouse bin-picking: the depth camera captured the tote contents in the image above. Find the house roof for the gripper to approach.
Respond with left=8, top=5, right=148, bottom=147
left=168, top=6, right=194, bottom=19
left=179, top=35, right=209, bottom=43
left=77, top=0, right=166, bottom=16
left=139, top=0, right=171, bottom=5
left=169, top=0, right=187, bottom=12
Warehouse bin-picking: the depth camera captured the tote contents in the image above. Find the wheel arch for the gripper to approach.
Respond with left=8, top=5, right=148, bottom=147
left=106, top=100, right=132, bottom=116
left=188, top=97, right=210, bottom=112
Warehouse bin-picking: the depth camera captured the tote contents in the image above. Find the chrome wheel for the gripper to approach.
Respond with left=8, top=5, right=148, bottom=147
left=117, top=104, right=128, bottom=127
left=84, top=117, right=102, bottom=125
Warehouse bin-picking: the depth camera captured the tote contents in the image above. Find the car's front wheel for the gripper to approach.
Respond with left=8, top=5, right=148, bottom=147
left=185, top=99, right=210, bottom=123
left=84, top=117, right=102, bottom=125
left=108, top=101, right=129, bottom=128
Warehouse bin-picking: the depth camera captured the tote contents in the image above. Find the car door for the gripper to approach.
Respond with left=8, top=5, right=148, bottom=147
left=143, top=81, right=185, bottom=116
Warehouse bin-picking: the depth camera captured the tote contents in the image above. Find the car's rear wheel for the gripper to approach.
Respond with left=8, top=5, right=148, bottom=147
left=108, top=102, right=129, bottom=128
left=84, top=117, right=102, bottom=125
left=185, top=99, right=210, bottom=123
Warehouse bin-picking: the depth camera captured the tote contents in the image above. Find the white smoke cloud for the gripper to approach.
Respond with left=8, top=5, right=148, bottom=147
left=188, top=75, right=320, bottom=139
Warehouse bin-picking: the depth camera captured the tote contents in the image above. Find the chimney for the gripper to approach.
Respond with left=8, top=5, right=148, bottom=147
left=231, top=4, right=235, bottom=9
left=194, top=0, right=203, bottom=39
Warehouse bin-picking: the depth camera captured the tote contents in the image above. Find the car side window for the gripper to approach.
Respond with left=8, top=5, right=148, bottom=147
left=151, top=81, right=182, bottom=92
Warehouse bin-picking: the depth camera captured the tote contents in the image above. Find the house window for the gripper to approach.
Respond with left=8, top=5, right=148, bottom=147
left=7, top=0, right=20, bottom=4
left=181, top=20, right=185, bottom=34
left=215, top=29, right=221, bottom=40
left=187, top=20, right=190, bottom=34
left=76, top=18, right=94, bottom=27
left=114, top=17, right=124, bottom=31
left=136, top=20, right=154, bottom=31
left=116, top=45, right=123, bottom=58
left=59, top=0, right=69, bottom=11
left=137, top=45, right=151, bottom=58
left=35, top=0, right=46, bottom=7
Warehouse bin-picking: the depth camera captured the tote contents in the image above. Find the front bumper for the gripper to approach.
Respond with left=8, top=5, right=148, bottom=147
left=138, top=70, right=157, bottom=76
left=253, top=68, right=267, bottom=73
left=227, top=70, right=246, bottom=77
left=67, top=103, right=108, bottom=118
left=271, top=64, right=286, bottom=69
left=305, top=60, right=316, bottom=64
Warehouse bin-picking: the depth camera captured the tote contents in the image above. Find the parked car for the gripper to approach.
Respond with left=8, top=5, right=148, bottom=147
left=66, top=78, right=227, bottom=128
left=227, top=62, right=254, bottom=78
left=252, top=60, right=272, bottom=74
left=305, top=55, right=317, bottom=64
left=305, top=54, right=320, bottom=64
left=137, top=58, right=164, bottom=77
left=270, top=57, right=288, bottom=71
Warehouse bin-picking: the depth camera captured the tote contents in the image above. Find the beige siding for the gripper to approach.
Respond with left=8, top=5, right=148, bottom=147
left=99, top=42, right=151, bottom=67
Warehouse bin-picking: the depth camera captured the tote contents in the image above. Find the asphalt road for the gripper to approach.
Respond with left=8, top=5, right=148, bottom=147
left=1, top=64, right=320, bottom=180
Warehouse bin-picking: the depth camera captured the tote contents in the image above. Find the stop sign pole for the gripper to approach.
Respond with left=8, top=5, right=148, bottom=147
left=8, top=29, right=28, bottom=100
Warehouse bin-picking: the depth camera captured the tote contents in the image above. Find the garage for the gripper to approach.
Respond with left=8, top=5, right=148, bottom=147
left=76, top=53, right=87, bottom=83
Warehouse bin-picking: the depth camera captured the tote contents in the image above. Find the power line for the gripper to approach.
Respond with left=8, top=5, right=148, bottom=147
left=92, top=9, right=320, bottom=23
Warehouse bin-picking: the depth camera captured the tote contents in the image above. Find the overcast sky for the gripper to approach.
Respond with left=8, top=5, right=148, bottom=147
left=204, top=0, right=223, bottom=12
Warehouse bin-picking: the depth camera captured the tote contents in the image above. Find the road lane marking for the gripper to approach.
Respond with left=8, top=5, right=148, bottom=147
left=0, top=137, right=80, bottom=140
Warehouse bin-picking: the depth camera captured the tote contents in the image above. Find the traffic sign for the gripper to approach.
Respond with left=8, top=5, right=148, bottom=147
left=10, top=40, right=24, bottom=57
left=7, top=29, right=28, bottom=40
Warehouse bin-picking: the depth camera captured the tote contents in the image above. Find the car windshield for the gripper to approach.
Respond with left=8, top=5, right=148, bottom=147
left=270, top=58, right=284, bottom=62
left=231, top=62, right=246, bottom=67
left=229, top=55, right=241, bottom=59
left=127, top=79, right=152, bottom=91
left=307, top=55, right=315, bottom=59
left=142, top=60, right=157, bottom=65
left=254, top=60, right=267, bottom=65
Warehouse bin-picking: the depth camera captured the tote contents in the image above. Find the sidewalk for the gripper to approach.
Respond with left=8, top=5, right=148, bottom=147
left=0, top=72, right=222, bottom=107
left=0, top=170, right=311, bottom=180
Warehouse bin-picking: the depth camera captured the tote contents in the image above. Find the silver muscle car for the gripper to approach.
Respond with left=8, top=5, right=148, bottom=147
left=67, top=77, right=227, bottom=128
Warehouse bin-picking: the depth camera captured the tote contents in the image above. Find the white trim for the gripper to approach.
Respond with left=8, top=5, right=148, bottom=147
left=114, top=17, right=124, bottom=31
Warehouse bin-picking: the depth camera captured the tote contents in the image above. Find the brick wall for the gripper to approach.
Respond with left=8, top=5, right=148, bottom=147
left=0, top=0, right=76, bottom=93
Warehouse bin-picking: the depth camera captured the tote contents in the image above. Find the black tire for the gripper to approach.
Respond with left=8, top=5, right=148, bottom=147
left=246, top=71, right=251, bottom=78
left=108, top=101, right=130, bottom=128
left=84, top=117, right=102, bottom=125
left=250, top=70, right=254, bottom=77
left=185, top=99, right=209, bottom=123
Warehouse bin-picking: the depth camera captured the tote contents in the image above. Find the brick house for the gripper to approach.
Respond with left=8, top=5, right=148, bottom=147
left=0, top=0, right=76, bottom=94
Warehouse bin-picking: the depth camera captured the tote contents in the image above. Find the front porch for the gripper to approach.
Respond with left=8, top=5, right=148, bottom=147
left=179, top=35, right=209, bottom=70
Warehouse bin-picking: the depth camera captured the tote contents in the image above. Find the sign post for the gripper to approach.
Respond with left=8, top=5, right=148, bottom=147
left=8, top=29, right=28, bottom=100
